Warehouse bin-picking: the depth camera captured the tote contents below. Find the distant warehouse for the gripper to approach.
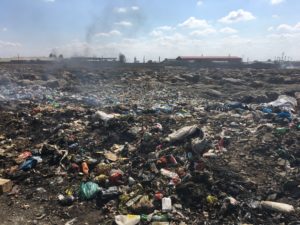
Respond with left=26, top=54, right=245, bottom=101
left=176, top=56, right=242, bottom=64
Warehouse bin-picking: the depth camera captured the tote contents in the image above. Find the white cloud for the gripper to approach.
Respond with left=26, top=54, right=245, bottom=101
left=116, top=6, right=139, bottom=13
left=107, top=30, right=121, bottom=36
left=131, top=6, right=139, bottom=11
left=154, top=33, right=186, bottom=48
left=0, top=40, right=21, bottom=48
left=115, top=6, right=140, bottom=13
left=115, top=21, right=133, bottom=27
left=116, top=7, right=127, bottom=13
left=94, top=30, right=122, bottom=37
left=178, top=17, right=210, bottom=29
left=190, top=28, right=217, bottom=36
left=150, top=26, right=174, bottom=37
left=277, top=24, right=292, bottom=31
left=267, top=33, right=300, bottom=39
left=2, top=27, right=7, bottom=32
left=197, top=1, right=203, bottom=6
left=268, top=26, right=274, bottom=31
left=220, top=27, right=238, bottom=34
left=150, top=30, right=163, bottom=37
left=272, top=14, right=279, bottom=19
left=156, top=26, right=173, bottom=31
left=270, top=0, right=284, bottom=5
left=218, top=9, right=256, bottom=24
left=277, top=22, right=300, bottom=32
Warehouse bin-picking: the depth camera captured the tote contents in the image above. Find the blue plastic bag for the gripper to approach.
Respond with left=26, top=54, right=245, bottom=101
left=277, top=111, right=292, bottom=121
left=20, top=157, right=38, bottom=171
left=262, top=108, right=273, bottom=114
left=79, top=182, right=101, bottom=200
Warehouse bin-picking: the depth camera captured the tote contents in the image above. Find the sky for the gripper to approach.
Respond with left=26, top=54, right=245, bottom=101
left=0, top=0, right=299, bottom=61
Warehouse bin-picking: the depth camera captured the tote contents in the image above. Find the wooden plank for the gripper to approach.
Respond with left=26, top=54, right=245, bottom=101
left=0, top=178, right=12, bottom=194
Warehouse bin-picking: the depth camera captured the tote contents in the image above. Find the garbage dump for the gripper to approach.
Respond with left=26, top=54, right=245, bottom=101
left=0, top=64, right=300, bottom=224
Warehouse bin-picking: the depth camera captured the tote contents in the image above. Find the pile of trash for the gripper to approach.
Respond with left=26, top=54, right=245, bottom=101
left=0, top=65, right=300, bottom=224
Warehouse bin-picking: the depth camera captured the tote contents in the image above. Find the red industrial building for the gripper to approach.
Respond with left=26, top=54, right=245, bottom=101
left=176, top=56, right=242, bottom=63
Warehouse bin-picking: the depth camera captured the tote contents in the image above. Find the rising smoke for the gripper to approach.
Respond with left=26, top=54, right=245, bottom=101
left=84, top=2, right=146, bottom=57
left=50, top=2, right=146, bottom=58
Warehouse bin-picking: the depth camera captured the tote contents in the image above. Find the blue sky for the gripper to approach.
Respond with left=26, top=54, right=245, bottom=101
left=0, top=0, right=299, bottom=61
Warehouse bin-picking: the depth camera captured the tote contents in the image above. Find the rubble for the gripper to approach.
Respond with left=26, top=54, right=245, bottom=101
left=0, top=64, right=300, bottom=224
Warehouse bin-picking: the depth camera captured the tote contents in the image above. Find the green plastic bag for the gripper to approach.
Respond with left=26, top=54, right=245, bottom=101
left=79, top=182, right=101, bottom=200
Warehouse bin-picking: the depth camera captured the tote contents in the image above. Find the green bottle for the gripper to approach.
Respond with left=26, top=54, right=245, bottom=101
left=140, top=214, right=169, bottom=222
left=151, top=214, right=169, bottom=222
left=275, top=127, right=289, bottom=135
left=140, top=214, right=149, bottom=221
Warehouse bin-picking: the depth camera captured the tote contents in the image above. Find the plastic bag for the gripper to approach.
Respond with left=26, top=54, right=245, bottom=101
left=79, top=182, right=101, bottom=200
left=115, top=215, right=140, bottom=225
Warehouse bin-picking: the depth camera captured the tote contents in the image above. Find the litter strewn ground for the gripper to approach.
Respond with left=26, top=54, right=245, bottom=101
left=0, top=64, right=300, bottom=225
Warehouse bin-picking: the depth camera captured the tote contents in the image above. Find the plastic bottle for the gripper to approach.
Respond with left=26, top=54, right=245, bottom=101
left=275, top=127, right=289, bottom=135
left=162, top=197, right=172, bottom=212
left=151, top=214, right=170, bottom=222
left=261, top=201, right=295, bottom=213
left=140, top=214, right=169, bottom=222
